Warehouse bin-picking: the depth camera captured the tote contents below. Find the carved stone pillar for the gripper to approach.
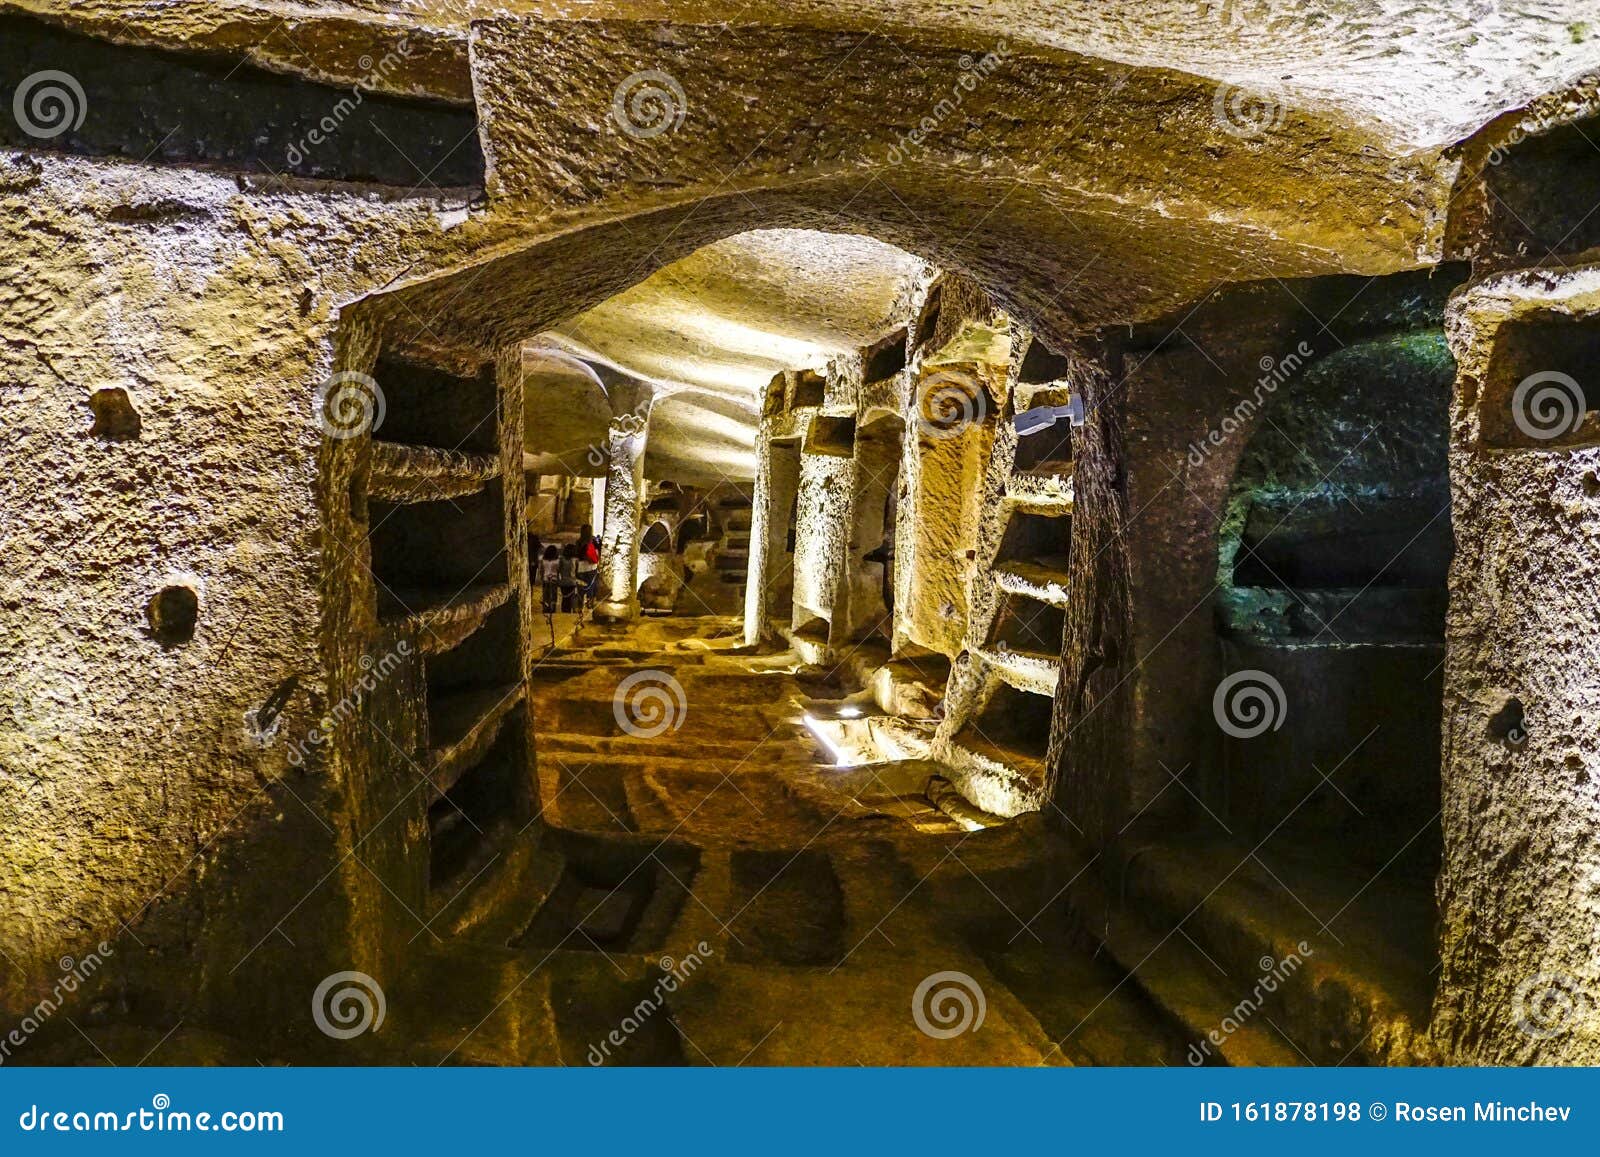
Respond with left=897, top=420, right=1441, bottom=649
left=594, top=387, right=651, bottom=623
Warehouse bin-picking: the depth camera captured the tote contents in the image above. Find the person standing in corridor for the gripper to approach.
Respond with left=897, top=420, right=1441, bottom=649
left=575, top=523, right=600, bottom=608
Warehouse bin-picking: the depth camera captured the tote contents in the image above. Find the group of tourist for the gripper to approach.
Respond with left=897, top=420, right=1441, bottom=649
left=532, top=524, right=600, bottom=619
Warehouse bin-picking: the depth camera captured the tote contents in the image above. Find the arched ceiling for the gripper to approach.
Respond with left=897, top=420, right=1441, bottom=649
left=23, top=1, right=1600, bottom=150
left=504, top=0, right=1600, bottom=151
left=540, top=229, right=925, bottom=484
left=42, top=0, right=1594, bottom=484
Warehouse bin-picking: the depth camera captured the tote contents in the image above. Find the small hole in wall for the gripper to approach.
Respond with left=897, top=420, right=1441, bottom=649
left=148, top=585, right=199, bottom=646
left=1583, top=470, right=1600, bottom=497
left=88, top=388, right=141, bottom=441
left=1487, top=697, right=1527, bottom=748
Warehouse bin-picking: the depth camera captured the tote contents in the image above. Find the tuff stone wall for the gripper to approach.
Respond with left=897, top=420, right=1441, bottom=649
left=1435, top=259, right=1600, bottom=1063
left=8, top=0, right=1599, bottom=1066
left=1048, top=273, right=1461, bottom=842
left=0, top=149, right=457, bottom=1048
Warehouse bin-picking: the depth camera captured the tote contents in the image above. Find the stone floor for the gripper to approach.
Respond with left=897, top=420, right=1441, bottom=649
left=35, top=612, right=1433, bottom=1066
left=388, top=614, right=1203, bottom=1066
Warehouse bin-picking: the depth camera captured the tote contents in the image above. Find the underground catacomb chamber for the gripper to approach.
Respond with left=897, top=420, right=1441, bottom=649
left=1214, top=328, right=1453, bottom=867
left=22, top=6, right=1600, bottom=1074
left=1013, top=386, right=1075, bottom=473
left=727, top=848, right=847, bottom=966
left=986, top=593, right=1065, bottom=659
left=994, top=509, right=1071, bottom=575
left=863, top=330, right=908, bottom=383
left=428, top=704, right=529, bottom=891
left=372, top=357, right=499, bottom=455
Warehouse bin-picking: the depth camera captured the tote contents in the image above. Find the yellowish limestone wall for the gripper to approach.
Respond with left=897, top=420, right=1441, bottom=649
left=0, top=148, right=455, bottom=1046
